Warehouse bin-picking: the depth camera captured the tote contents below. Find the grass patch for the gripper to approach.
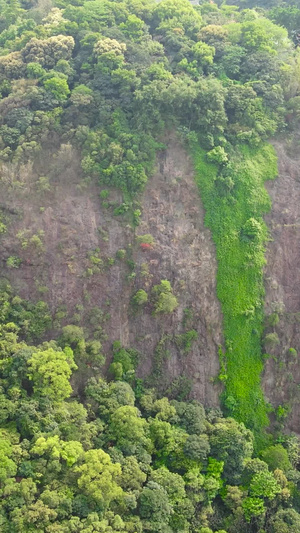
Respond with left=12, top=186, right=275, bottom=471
left=191, top=141, right=277, bottom=432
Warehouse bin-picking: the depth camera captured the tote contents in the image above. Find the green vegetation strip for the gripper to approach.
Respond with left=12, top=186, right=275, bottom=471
left=191, top=142, right=278, bottom=431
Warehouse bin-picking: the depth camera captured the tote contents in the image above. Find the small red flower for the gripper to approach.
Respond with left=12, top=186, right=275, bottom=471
left=140, top=243, right=152, bottom=251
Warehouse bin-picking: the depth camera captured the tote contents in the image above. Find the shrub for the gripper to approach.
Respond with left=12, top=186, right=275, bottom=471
left=133, top=209, right=141, bottom=226
left=99, top=189, right=109, bottom=199
left=136, top=234, right=155, bottom=245
left=37, top=176, right=51, bottom=192
left=110, top=342, right=139, bottom=380
left=30, top=233, right=44, bottom=250
left=133, top=289, right=148, bottom=306
left=289, top=347, right=297, bottom=357
left=116, top=249, right=126, bottom=260
left=16, top=229, right=44, bottom=250
left=207, top=146, right=228, bottom=165
left=175, top=330, right=198, bottom=353
left=152, top=280, right=178, bottom=315
left=61, top=325, right=85, bottom=346
left=109, top=361, right=123, bottom=380
left=0, top=219, right=6, bottom=233
left=264, top=332, right=280, bottom=347
left=241, top=218, right=263, bottom=241
left=266, top=313, right=279, bottom=327
left=6, top=256, right=22, bottom=269
left=86, top=340, right=105, bottom=367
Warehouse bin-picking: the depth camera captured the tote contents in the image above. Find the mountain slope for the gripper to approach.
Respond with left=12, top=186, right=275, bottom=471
left=263, top=136, right=300, bottom=432
left=0, top=133, right=222, bottom=402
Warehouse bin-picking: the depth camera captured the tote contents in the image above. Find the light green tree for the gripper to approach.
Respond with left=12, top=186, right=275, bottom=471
left=75, top=449, right=123, bottom=508
left=0, top=438, right=17, bottom=482
left=31, top=435, right=84, bottom=467
left=27, top=347, right=77, bottom=401
left=152, top=280, right=178, bottom=314
left=109, top=405, right=150, bottom=450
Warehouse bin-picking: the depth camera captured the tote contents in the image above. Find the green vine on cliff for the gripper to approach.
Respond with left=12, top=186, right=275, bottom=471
left=191, top=140, right=278, bottom=434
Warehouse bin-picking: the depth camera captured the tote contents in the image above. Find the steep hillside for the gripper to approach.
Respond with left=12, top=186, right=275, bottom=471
left=130, top=135, right=223, bottom=403
left=0, top=134, right=222, bottom=403
left=2, top=0, right=300, bottom=530
left=263, top=136, right=300, bottom=433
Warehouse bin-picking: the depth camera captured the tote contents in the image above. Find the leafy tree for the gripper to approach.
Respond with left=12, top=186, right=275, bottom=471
left=43, top=76, right=70, bottom=101
left=1, top=477, right=37, bottom=514
left=184, top=434, right=211, bottom=463
left=9, top=499, right=58, bottom=531
left=22, top=35, right=75, bottom=68
left=241, top=457, right=269, bottom=485
left=5, top=107, right=33, bottom=133
left=150, top=467, right=186, bottom=503
left=261, top=444, right=292, bottom=472
left=86, top=378, right=135, bottom=420
left=242, top=496, right=265, bottom=522
left=208, top=418, right=253, bottom=484
left=238, top=18, right=290, bottom=54
left=249, top=470, right=281, bottom=500
left=0, top=437, right=17, bottom=482
left=0, top=51, right=25, bottom=79
left=31, top=435, right=84, bottom=466
left=152, top=397, right=176, bottom=421
left=120, top=14, right=145, bottom=40
left=75, top=449, right=123, bottom=509
left=138, top=480, right=172, bottom=532
left=108, top=405, right=150, bottom=451
left=61, top=324, right=85, bottom=346
left=111, top=343, right=137, bottom=374
left=120, top=455, right=146, bottom=492
left=173, top=400, right=206, bottom=435
left=70, top=84, right=94, bottom=106
left=192, top=41, right=215, bottom=67
left=269, top=508, right=300, bottom=533
left=27, top=347, right=77, bottom=401
left=150, top=467, right=192, bottom=531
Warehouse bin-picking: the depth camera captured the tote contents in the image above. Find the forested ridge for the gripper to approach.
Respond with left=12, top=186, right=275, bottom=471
left=0, top=0, right=300, bottom=530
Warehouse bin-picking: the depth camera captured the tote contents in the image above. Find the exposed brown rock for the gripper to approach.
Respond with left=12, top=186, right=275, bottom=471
left=0, top=134, right=222, bottom=406
left=263, top=137, right=300, bottom=432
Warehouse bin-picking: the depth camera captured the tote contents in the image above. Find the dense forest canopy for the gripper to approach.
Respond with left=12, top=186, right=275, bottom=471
left=0, top=0, right=300, bottom=531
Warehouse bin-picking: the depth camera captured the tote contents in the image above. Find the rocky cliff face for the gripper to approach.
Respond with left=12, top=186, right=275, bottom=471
left=130, top=135, right=222, bottom=405
left=263, top=136, right=300, bottom=432
left=0, top=134, right=222, bottom=405
left=3, top=129, right=300, bottom=424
